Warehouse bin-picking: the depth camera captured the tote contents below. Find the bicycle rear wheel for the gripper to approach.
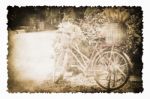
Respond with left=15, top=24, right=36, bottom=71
left=93, top=50, right=130, bottom=90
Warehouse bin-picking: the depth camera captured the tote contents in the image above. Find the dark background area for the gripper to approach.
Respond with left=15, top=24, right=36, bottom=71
left=7, top=6, right=87, bottom=30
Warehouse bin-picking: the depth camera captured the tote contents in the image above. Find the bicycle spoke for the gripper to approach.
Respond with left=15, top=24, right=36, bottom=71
left=114, top=54, right=120, bottom=65
left=97, top=56, right=109, bottom=69
left=119, top=63, right=128, bottom=69
left=97, top=56, right=105, bottom=64
left=118, top=58, right=125, bottom=65
left=115, top=69, right=118, bottom=86
left=115, top=66, right=126, bottom=78
left=96, top=72, right=108, bottom=77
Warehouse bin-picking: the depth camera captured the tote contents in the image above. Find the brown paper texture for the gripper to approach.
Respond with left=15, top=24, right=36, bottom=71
left=7, top=6, right=143, bottom=93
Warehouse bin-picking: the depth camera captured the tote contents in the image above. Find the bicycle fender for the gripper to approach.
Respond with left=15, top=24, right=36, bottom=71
left=122, top=52, right=133, bottom=70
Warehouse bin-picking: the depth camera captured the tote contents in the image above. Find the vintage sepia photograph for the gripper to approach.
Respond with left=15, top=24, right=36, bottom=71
left=7, top=6, right=143, bottom=93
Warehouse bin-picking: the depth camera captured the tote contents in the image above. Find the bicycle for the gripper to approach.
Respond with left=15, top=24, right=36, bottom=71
left=53, top=27, right=132, bottom=91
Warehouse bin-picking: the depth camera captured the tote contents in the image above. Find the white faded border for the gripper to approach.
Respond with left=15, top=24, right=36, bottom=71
left=0, top=0, right=149, bottom=98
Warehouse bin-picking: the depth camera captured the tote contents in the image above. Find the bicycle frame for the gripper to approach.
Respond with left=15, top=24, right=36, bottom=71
left=69, top=42, right=109, bottom=77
